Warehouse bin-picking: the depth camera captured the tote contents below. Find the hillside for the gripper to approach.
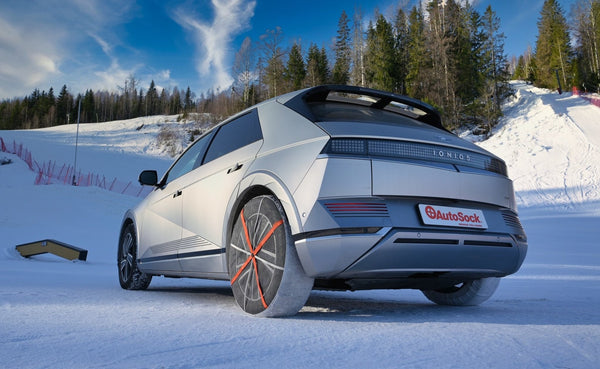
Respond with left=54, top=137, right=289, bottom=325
left=474, top=82, right=600, bottom=213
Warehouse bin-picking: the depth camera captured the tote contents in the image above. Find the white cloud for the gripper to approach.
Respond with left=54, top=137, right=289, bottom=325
left=0, top=14, right=62, bottom=98
left=0, top=0, right=136, bottom=99
left=173, top=0, right=256, bottom=92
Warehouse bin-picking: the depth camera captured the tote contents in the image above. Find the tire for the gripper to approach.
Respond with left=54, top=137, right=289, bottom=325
left=118, top=223, right=152, bottom=290
left=421, top=277, right=500, bottom=306
left=227, top=195, right=314, bottom=317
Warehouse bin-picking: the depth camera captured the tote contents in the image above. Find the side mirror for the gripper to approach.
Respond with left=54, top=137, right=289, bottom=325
left=138, top=170, right=158, bottom=186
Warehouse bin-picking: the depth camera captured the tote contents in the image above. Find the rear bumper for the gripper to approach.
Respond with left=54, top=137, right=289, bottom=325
left=293, top=197, right=528, bottom=287
left=295, top=226, right=527, bottom=279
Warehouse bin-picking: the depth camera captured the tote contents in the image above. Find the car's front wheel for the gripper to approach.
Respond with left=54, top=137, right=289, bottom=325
left=118, top=223, right=152, bottom=290
left=227, top=195, right=314, bottom=317
left=421, top=277, right=500, bottom=306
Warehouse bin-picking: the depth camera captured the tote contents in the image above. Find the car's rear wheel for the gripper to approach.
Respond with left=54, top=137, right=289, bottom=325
left=421, top=277, right=500, bottom=306
left=227, top=195, right=314, bottom=317
left=118, top=223, right=152, bottom=290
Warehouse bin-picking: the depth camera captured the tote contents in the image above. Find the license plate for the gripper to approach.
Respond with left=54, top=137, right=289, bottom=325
left=418, top=204, right=488, bottom=229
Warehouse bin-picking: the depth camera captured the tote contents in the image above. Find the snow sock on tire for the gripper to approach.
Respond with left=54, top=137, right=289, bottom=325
left=227, top=195, right=314, bottom=317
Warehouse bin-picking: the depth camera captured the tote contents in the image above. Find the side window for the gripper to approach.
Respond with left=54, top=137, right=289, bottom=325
left=164, top=131, right=214, bottom=184
left=203, top=109, right=262, bottom=164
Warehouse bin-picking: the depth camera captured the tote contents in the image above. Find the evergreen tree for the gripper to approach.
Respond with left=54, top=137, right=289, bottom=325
left=170, top=86, right=182, bottom=114
left=82, top=89, right=95, bottom=123
left=146, top=80, right=159, bottom=116
left=305, top=44, right=330, bottom=86
left=184, top=86, right=194, bottom=113
left=406, top=5, right=427, bottom=99
left=159, top=88, right=169, bottom=115
left=481, top=6, right=511, bottom=110
left=285, top=43, right=306, bottom=90
left=56, top=85, right=72, bottom=126
left=318, top=47, right=331, bottom=84
left=448, top=0, right=481, bottom=104
left=332, top=10, right=351, bottom=84
left=365, top=14, right=399, bottom=92
left=393, top=7, right=409, bottom=94
left=512, top=55, right=526, bottom=80
left=534, top=0, right=572, bottom=90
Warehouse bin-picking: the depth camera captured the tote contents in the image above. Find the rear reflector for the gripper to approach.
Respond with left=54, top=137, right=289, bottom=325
left=325, top=202, right=389, bottom=217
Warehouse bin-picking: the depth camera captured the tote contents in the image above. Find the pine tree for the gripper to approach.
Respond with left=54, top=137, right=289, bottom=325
left=406, top=5, right=427, bottom=99
left=170, top=87, right=182, bottom=114
left=82, top=90, right=95, bottom=123
left=285, top=43, right=306, bottom=90
left=305, top=44, right=330, bottom=86
left=481, top=6, right=511, bottom=109
left=534, top=0, right=572, bottom=90
left=448, top=0, right=481, bottom=104
left=512, top=55, right=526, bottom=80
left=332, top=10, right=351, bottom=84
left=393, top=7, right=409, bottom=94
left=56, top=85, right=72, bottom=126
left=146, top=80, right=159, bottom=116
left=365, top=14, right=398, bottom=92
left=184, top=87, right=194, bottom=113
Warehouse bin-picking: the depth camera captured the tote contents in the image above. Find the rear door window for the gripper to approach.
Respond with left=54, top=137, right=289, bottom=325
left=203, top=109, right=262, bottom=164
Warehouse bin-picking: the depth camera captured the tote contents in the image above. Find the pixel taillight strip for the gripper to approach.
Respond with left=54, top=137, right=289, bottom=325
left=230, top=209, right=283, bottom=309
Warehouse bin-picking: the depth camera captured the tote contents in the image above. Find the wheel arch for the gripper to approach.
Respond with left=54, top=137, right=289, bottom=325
left=119, top=210, right=139, bottom=255
left=222, top=171, right=302, bottom=271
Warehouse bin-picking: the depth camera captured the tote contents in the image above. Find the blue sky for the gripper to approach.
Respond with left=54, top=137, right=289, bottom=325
left=0, top=0, right=576, bottom=100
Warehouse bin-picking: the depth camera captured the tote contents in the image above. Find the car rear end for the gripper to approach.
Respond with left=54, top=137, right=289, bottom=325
left=283, top=86, right=527, bottom=291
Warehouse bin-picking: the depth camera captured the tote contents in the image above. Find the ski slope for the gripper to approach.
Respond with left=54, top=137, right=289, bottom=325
left=472, top=82, right=600, bottom=212
left=1, top=83, right=599, bottom=369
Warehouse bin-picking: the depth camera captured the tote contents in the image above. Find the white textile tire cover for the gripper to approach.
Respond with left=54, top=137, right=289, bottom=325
left=422, top=277, right=500, bottom=306
left=227, top=195, right=314, bottom=317
left=118, top=223, right=152, bottom=290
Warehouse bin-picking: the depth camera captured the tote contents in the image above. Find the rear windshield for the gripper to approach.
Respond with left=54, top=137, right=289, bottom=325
left=307, top=101, right=423, bottom=126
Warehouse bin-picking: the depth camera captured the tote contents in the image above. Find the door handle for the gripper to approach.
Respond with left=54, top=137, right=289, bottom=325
left=173, top=190, right=182, bottom=198
left=227, top=163, right=243, bottom=174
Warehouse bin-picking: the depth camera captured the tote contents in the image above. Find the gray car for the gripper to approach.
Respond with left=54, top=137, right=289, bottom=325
left=118, top=85, right=527, bottom=317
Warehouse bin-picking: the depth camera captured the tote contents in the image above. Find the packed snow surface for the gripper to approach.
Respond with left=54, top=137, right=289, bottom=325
left=1, top=82, right=599, bottom=368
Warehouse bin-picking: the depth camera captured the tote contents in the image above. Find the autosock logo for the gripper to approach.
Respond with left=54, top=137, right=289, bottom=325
left=419, top=204, right=488, bottom=229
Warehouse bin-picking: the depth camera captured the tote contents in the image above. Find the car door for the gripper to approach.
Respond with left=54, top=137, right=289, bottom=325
left=178, top=109, right=263, bottom=274
left=137, top=130, right=214, bottom=273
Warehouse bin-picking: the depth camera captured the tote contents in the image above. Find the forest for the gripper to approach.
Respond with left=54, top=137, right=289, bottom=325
left=1, top=0, right=598, bottom=135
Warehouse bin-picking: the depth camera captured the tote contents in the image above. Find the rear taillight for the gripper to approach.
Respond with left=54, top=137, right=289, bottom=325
left=321, top=138, right=507, bottom=177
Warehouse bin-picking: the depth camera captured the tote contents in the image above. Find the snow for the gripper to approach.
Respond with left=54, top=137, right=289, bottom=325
left=1, top=82, right=599, bottom=368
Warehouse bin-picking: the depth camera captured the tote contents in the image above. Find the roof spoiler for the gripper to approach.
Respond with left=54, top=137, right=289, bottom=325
left=283, top=85, right=445, bottom=131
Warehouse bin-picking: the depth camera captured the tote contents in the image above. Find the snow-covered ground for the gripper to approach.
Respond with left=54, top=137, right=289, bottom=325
left=1, top=82, right=599, bottom=369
